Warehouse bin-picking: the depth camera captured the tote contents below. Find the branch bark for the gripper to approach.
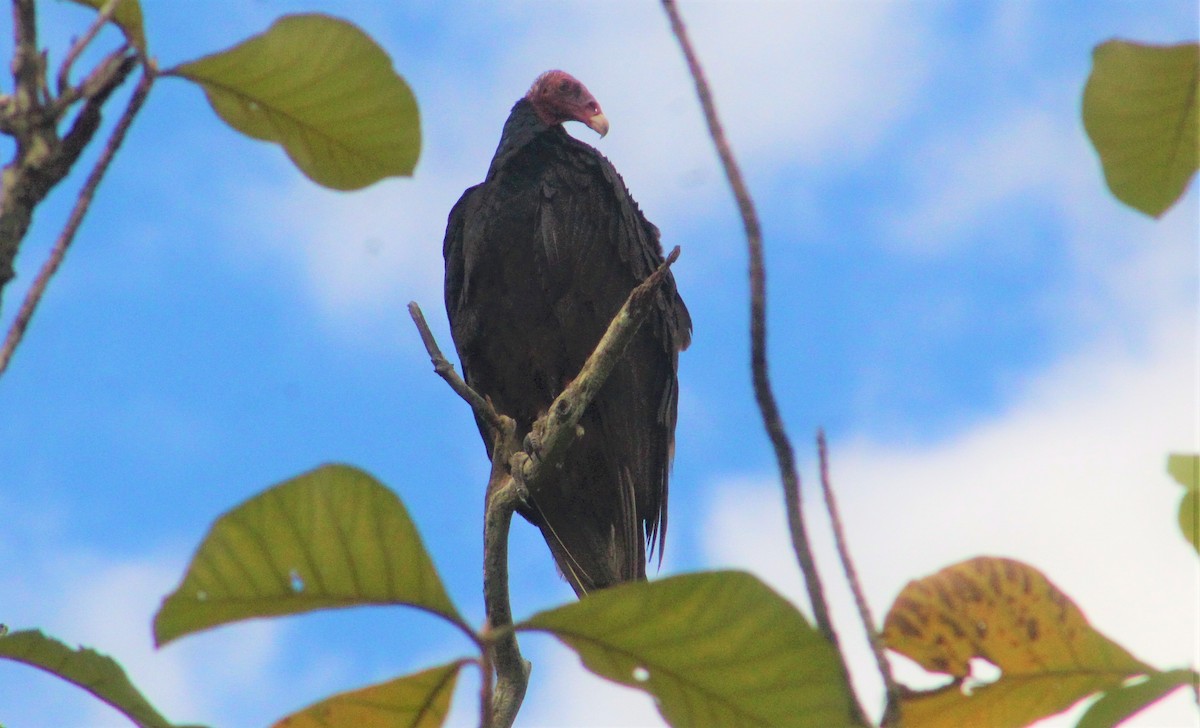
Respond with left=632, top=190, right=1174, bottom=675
left=409, top=247, right=681, bottom=728
left=0, top=66, right=151, bottom=377
left=0, top=0, right=138, bottom=315
left=480, top=420, right=529, bottom=728
left=661, top=1, right=868, bottom=724
left=516, top=245, right=680, bottom=485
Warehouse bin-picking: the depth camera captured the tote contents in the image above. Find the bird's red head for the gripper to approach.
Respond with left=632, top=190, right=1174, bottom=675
left=526, top=70, right=609, bottom=137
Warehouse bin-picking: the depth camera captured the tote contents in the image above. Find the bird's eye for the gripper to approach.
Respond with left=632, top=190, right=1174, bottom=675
left=559, top=79, right=572, bottom=92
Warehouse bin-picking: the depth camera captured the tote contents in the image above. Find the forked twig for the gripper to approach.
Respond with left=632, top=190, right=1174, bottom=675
left=517, top=245, right=680, bottom=484
left=0, top=67, right=154, bottom=377
left=57, top=0, right=124, bottom=95
left=409, top=246, right=682, bottom=727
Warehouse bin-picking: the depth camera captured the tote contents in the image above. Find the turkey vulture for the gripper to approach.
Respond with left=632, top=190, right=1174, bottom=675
left=443, top=70, right=691, bottom=597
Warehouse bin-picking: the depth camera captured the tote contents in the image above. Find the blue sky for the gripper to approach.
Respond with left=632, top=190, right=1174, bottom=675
left=1, top=1, right=1196, bottom=726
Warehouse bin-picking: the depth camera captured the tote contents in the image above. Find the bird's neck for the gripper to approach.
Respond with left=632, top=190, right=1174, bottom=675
left=487, top=98, right=555, bottom=179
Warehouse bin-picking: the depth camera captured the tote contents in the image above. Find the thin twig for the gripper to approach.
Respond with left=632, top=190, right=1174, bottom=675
left=0, top=68, right=153, bottom=377
left=661, top=2, right=868, bottom=724
left=661, top=0, right=828, bottom=643
left=407, top=301, right=503, bottom=435
left=818, top=430, right=901, bottom=725
left=57, top=0, right=123, bottom=95
left=53, top=41, right=131, bottom=120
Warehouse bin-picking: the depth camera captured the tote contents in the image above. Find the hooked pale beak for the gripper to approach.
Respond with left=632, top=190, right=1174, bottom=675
left=586, top=112, right=609, bottom=138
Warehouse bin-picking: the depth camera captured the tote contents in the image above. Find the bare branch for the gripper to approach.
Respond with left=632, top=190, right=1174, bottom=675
left=481, top=420, right=530, bottom=728
left=0, top=67, right=152, bottom=377
left=518, top=246, right=680, bottom=484
left=661, top=1, right=867, bottom=723
left=413, top=245, right=681, bottom=726
left=404, top=308, right=529, bottom=728
left=1, top=40, right=137, bottom=314
left=818, top=430, right=901, bottom=726
left=56, top=0, right=124, bottom=96
left=660, top=0, right=827, bottom=635
left=407, top=301, right=503, bottom=435
left=11, top=1, right=41, bottom=100
left=53, top=42, right=133, bottom=122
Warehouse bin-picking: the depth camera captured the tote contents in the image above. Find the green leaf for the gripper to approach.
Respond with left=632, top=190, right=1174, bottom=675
left=271, top=660, right=467, bottom=728
left=1075, top=669, right=1197, bottom=728
left=154, top=464, right=465, bottom=646
left=1168, top=453, right=1199, bottom=554
left=1082, top=40, right=1199, bottom=217
left=0, top=629, right=174, bottom=728
left=1179, top=489, right=1199, bottom=555
left=1168, top=453, right=1199, bottom=491
left=169, top=13, right=420, bottom=190
left=519, top=571, right=856, bottom=727
left=884, top=557, right=1150, bottom=728
left=65, top=0, right=147, bottom=51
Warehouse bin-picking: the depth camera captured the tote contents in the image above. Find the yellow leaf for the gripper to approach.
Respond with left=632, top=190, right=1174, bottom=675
left=883, top=557, right=1150, bottom=728
left=272, top=660, right=466, bottom=728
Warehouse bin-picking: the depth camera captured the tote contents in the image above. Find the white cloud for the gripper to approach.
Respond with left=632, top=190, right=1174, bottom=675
left=234, top=173, right=459, bottom=328
left=884, top=67, right=1198, bottom=352
left=703, top=308, right=1198, bottom=726
left=0, top=538, right=287, bottom=727
left=677, top=1, right=933, bottom=169
left=888, top=103, right=1077, bottom=253
left=224, top=1, right=936, bottom=329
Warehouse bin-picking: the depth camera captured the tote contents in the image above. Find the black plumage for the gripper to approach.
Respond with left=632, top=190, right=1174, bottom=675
left=443, top=71, right=691, bottom=597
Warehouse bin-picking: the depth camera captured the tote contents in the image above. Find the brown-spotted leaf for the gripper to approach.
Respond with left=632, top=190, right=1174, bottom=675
left=883, top=557, right=1150, bottom=728
left=272, top=660, right=466, bottom=728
